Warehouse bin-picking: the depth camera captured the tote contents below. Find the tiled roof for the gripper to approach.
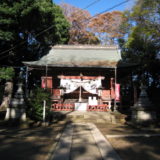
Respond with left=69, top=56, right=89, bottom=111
left=24, top=45, right=138, bottom=68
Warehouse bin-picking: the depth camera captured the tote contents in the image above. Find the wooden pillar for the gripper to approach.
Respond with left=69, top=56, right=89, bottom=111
left=78, top=73, right=83, bottom=102
left=110, top=78, right=115, bottom=99
left=114, top=67, right=117, bottom=110
left=79, top=85, right=82, bottom=102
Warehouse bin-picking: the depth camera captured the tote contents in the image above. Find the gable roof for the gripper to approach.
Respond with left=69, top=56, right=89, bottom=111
left=24, top=45, right=124, bottom=68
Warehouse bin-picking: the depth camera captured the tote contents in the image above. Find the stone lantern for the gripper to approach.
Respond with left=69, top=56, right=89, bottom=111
left=131, top=84, right=156, bottom=123
left=5, top=72, right=26, bottom=121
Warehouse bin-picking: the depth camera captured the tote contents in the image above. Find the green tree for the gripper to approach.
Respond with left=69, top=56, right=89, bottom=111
left=0, top=67, right=14, bottom=81
left=0, top=0, right=70, bottom=65
left=119, top=0, right=160, bottom=87
left=0, top=0, right=69, bottom=113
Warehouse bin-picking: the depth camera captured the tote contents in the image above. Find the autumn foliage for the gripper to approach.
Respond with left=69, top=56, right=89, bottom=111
left=60, top=3, right=124, bottom=45
left=60, top=3, right=100, bottom=44
left=89, top=11, right=125, bottom=45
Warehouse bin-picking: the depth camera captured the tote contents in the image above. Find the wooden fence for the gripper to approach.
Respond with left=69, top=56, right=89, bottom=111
left=51, top=103, right=109, bottom=112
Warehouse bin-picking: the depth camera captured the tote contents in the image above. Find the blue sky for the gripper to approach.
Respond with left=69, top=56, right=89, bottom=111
left=53, top=0, right=135, bottom=15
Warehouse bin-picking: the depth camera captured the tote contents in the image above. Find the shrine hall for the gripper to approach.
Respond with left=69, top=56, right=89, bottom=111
left=24, top=45, right=135, bottom=112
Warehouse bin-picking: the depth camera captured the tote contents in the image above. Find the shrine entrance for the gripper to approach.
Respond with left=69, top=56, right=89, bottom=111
left=63, top=87, right=98, bottom=111
left=40, top=72, right=118, bottom=112
left=48, top=75, right=115, bottom=112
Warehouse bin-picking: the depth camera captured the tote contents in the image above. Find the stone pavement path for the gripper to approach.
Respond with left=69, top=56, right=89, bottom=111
left=49, top=123, right=122, bottom=160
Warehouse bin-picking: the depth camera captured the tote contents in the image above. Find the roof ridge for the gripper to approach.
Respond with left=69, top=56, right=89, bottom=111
left=52, top=45, right=118, bottom=50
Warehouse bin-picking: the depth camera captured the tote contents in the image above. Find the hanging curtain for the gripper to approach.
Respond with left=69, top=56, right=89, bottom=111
left=60, top=79, right=80, bottom=94
left=60, top=78, right=102, bottom=94
left=82, top=79, right=102, bottom=94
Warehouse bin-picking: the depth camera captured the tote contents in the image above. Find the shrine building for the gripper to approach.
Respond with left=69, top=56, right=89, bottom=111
left=24, top=45, right=134, bottom=112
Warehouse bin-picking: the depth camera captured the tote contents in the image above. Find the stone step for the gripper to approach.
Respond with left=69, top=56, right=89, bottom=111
left=51, top=111, right=126, bottom=124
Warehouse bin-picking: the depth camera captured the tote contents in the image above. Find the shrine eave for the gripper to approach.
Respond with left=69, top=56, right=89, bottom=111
left=23, top=45, right=138, bottom=69
left=23, top=62, right=138, bottom=69
left=23, top=61, right=118, bottom=68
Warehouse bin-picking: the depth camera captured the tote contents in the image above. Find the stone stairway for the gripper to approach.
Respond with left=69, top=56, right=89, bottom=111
left=51, top=111, right=127, bottom=124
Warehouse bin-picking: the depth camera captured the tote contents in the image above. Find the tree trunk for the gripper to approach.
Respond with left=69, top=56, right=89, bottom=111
left=0, top=81, right=13, bottom=110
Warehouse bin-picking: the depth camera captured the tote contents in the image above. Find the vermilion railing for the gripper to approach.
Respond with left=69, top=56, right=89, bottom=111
left=51, top=103, right=75, bottom=111
left=87, top=104, right=109, bottom=112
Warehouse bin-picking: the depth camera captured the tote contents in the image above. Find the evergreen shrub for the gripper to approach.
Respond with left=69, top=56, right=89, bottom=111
left=27, top=87, right=51, bottom=121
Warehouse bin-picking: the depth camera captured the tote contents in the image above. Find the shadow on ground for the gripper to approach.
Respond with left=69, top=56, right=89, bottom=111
left=0, top=111, right=67, bottom=160
left=1, top=109, right=160, bottom=160
left=97, top=123, right=160, bottom=160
